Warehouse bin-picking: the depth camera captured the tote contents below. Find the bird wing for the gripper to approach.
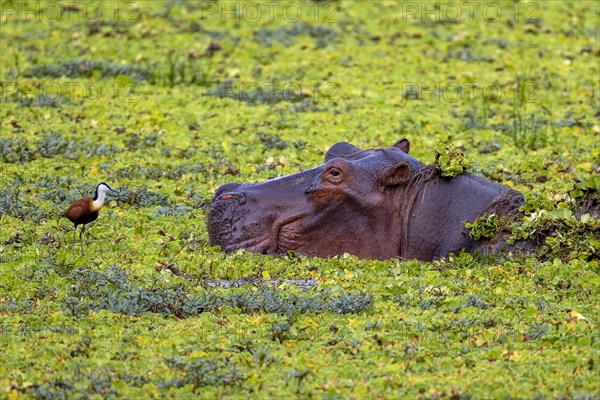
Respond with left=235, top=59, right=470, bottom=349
left=64, top=198, right=91, bottom=222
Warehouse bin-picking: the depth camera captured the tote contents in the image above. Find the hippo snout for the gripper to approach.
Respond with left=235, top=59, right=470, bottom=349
left=207, top=169, right=321, bottom=255
left=208, top=183, right=277, bottom=254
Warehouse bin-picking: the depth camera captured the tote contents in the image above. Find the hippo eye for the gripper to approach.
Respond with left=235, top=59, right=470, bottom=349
left=324, top=167, right=343, bottom=183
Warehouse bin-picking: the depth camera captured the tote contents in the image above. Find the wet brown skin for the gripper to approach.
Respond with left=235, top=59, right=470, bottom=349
left=207, top=139, right=525, bottom=261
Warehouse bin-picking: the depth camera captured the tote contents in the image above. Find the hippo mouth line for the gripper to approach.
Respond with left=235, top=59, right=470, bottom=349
left=211, top=212, right=310, bottom=255
left=235, top=237, right=274, bottom=254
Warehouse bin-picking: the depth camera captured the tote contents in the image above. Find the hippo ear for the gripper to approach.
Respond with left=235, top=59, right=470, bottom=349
left=325, top=142, right=362, bottom=161
left=380, top=161, right=410, bottom=187
left=393, top=138, right=410, bottom=154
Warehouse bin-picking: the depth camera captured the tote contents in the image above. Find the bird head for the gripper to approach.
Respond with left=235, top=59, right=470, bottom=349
left=96, top=182, right=117, bottom=197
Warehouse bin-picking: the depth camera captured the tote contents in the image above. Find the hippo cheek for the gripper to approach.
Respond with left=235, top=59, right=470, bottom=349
left=275, top=215, right=325, bottom=255
left=276, top=223, right=305, bottom=254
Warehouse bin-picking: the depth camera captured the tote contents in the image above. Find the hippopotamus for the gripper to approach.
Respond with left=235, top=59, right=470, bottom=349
left=207, top=139, right=525, bottom=261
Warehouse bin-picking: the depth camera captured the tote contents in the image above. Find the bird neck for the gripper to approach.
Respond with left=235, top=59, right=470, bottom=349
left=90, top=191, right=107, bottom=212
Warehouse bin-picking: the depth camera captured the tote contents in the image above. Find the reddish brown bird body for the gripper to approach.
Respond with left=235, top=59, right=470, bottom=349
left=64, top=183, right=115, bottom=255
left=64, top=198, right=100, bottom=226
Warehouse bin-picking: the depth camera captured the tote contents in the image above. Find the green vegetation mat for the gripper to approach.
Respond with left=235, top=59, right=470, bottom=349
left=1, top=0, right=598, bottom=398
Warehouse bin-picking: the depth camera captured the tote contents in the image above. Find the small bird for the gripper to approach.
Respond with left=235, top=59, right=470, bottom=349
left=64, top=182, right=116, bottom=255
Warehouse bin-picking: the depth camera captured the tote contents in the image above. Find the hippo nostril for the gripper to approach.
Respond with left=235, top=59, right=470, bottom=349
left=218, top=192, right=246, bottom=204
left=215, top=182, right=242, bottom=198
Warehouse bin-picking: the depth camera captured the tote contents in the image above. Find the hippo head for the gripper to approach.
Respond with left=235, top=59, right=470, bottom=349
left=207, top=139, right=424, bottom=259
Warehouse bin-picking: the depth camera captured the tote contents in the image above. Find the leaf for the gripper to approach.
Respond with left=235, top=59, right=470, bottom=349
left=434, top=143, right=471, bottom=177
left=568, top=310, right=589, bottom=322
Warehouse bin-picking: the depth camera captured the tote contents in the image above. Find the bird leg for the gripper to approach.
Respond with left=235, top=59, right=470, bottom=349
left=72, top=225, right=77, bottom=252
left=79, top=224, right=86, bottom=256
